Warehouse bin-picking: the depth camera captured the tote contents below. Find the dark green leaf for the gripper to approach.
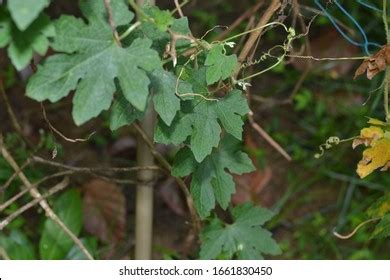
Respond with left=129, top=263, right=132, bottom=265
left=156, top=89, right=249, bottom=162
left=27, top=0, right=161, bottom=125
left=150, top=69, right=181, bottom=126
left=0, top=8, right=54, bottom=70
left=200, top=203, right=280, bottom=259
left=172, top=135, right=255, bottom=218
left=372, top=214, right=390, bottom=238
left=0, top=229, right=36, bottom=260
left=39, top=189, right=83, bottom=260
left=109, top=92, right=144, bottom=130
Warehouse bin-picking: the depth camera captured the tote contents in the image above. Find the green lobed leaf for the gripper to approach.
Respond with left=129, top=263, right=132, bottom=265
left=39, top=189, right=83, bottom=260
left=150, top=69, right=181, bottom=126
left=199, top=203, right=281, bottom=260
left=172, top=135, right=255, bottom=218
left=143, top=4, right=174, bottom=32
left=205, top=44, right=237, bottom=85
left=0, top=7, right=54, bottom=70
left=8, top=0, right=50, bottom=31
left=0, top=229, right=36, bottom=260
left=109, top=91, right=144, bottom=131
left=156, top=88, right=249, bottom=162
left=26, top=0, right=161, bottom=125
left=130, top=15, right=191, bottom=56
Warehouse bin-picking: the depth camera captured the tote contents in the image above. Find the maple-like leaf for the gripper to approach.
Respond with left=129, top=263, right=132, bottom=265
left=0, top=8, right=54, bottom=70
left=172, top=135, right=255, bottom=218
left=26, top=0, right=161, bottom=125
left=143, top=4, right=173, bottom=32
left=156, top=89, right=249, bottom=162
left=205, top=44, right=237, bottom=85
left=354, top=45, right=390, bottom=80
left=199, top=203, right=281, bottom=259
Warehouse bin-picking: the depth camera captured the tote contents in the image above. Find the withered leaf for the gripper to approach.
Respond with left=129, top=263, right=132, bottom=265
left=354, top=45, right=390, bottom=80
left=82, top=179, right=126, bottom=244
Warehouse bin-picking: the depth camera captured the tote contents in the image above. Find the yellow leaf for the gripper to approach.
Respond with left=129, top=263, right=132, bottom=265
left=360, top=126, right=384, bottom=139
left=357, top=138, right=390, bottom=178
left=367, top=118, right=387, bottom=126
left=353, top=126, right=384, bottom=149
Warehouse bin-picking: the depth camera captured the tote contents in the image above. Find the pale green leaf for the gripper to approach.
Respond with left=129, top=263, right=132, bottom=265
left=143, top=4, right=174, bottom=32
left=8, top=0, right=50, bottom=31
left=205, top=44, right=237, bottom=85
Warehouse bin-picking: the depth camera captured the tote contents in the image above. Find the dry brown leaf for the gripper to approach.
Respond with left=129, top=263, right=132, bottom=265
left=82, top=179, right=126, bottom=244
left=354, top=45, right=390, bottom=80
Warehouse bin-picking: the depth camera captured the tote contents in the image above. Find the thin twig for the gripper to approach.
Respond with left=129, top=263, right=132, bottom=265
left=0, top=80, right=22, bottom=135
left=216, top=1, right=263, bottom=41
left=0, top=177, right=70, bottom=230
left=0, top=80, right=33, bottom=148
left=32, top=156, right=161, bottom=173
left=0, top=134, right=93, bottom=260
left=0, top=247, right=10, bottom=260
left=286, top=54, right=369, bottom=61
left=248, top=111, right=292, bottom=161
left=383, top=0, right=390, bottom=121
left=103, top=0, right=122, bottom=46
left=0, top=158, right=31, bottom=191
left=0, top=171, right=74, bottom=212
left=383, top=0, right=389, bottom=44
left=41, top=103, right=95, bottom=143
left=235, top=0, right=281, bottom=77
left=174, top=0, right=184, bottom=17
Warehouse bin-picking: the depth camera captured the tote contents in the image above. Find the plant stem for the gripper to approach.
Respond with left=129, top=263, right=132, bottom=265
left=383, top=0, right=390, bottom=121
left=134, top=0, right=156, bottom=260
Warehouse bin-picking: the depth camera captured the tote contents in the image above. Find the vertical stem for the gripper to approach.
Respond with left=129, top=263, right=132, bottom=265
left=135, top=0, right=155, bottom=260
left=383, top=0, right=389, bottom=44
left=383, top=0, right=390, bottom=121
